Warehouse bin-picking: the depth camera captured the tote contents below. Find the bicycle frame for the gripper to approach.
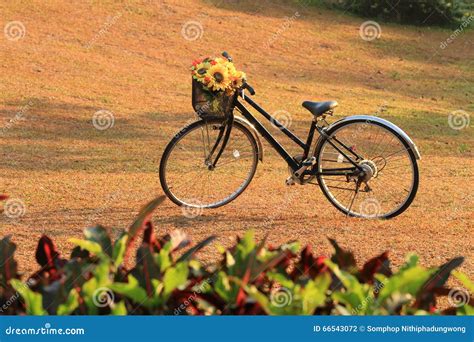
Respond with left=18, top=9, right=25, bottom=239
left=233, top=91, right=363, bottom=176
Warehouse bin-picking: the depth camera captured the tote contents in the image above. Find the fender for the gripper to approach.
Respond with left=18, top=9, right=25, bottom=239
left=234, top=116, right=264, bottom=162
left=325, top=115, right=421, bottom=160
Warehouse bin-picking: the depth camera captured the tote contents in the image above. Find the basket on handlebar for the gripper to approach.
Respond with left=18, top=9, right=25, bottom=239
left=190, top=55, right=246, bottom=120
left=192, top=78, right=237, bottom=119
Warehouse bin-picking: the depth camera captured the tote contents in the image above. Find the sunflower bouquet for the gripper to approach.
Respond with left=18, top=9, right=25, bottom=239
left=191, top=56, right=246, bottom=118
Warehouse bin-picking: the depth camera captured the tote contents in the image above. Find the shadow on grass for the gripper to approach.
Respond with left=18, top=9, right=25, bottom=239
left=2, top=98, right=471, bottom=174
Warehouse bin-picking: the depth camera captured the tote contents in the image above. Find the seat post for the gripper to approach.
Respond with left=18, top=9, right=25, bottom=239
left=303, top=119, right=317, bottom=158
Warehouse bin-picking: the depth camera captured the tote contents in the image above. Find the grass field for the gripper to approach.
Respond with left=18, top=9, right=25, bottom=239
left=1, top=0, right=473, bottom=277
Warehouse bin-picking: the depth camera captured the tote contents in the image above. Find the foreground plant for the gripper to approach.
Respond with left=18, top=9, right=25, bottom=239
left=0, top=196, right=472, bottom=315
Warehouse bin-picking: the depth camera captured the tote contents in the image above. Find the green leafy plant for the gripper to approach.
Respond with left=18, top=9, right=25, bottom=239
left=0, top=195, right=472, bottom=315
left=313, top=0, right=473, bottom=27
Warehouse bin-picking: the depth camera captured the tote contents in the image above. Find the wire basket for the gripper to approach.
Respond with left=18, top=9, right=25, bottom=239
left=192, top=78, right=236, bottom=119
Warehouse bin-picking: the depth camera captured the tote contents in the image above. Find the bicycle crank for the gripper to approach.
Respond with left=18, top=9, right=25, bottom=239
left=286, top=154, right=316, bottom=185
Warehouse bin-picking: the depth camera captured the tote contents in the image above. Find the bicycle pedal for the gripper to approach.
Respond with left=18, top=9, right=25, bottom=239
left=285, top=176, right=296, bottom=186
left=302, top=157, right=316, bottom=166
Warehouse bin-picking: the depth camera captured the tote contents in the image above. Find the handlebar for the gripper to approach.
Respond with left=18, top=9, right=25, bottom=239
left=222, top=51, right=256, bottom=96
left=242, top=82, right=255, bottom=95
left=222, top=51, right=232, bottom=62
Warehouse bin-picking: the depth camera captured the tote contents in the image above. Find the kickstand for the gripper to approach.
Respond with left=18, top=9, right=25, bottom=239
left=346, top=179, right=361, bottom=216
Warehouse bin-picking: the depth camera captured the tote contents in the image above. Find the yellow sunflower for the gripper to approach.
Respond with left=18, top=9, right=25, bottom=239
left=192, top=61, right=211, bottom=80
left=226, top=62, right=237, bottom=76
left=229, top=70, right=246, bottom=88
left=214, top=57, right=227, bottom=64
left=205, top=64, right=230, bottom=91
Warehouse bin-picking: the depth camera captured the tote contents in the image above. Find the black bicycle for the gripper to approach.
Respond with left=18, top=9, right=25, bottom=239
left=159, top=52, right=420, bottom=219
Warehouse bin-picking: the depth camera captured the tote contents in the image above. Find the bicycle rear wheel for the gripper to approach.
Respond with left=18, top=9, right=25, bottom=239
left=159, top=118, right=258, bottom=208
left=315, top=118, right=419, bottom=219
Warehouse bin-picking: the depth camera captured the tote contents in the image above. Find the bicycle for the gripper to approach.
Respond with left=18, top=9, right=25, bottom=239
left=159, top=52, right=420, bottom=219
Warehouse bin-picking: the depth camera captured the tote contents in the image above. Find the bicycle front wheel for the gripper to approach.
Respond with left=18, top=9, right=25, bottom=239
left=159, top=118, right=258, bottom=209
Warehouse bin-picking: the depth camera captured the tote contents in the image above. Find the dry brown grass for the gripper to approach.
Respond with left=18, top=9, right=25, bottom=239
left=1, top=0, right=473, bottom=278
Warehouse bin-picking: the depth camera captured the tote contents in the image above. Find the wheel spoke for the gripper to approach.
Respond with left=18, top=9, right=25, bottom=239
left=161, top=119, right=258, bottom=208
left=317, top=121, right=417, bottom=218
